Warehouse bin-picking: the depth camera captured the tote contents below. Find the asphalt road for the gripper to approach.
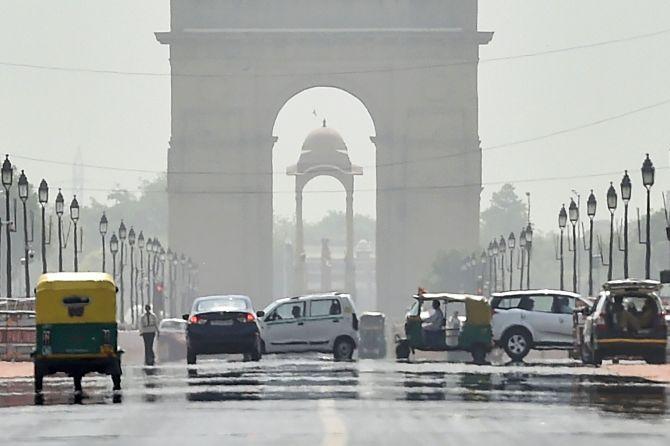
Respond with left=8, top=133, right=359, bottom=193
left=0, top=355, right=669, bottom=445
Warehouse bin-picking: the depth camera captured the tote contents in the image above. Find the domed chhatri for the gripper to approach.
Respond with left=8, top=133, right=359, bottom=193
left=287, top=120, right=362, bottom=296
left=287, top=120, right=362, bottom=177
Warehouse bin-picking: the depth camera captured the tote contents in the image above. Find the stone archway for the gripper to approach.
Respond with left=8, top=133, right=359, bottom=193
left=157, top=1, right=492, bottom=316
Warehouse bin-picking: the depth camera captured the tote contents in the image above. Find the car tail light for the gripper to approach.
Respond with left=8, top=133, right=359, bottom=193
left=352, top=313, right=359, bottom=331
left=42, top=329, right=51, bottom=346
left=246, top=313, right=255, bottom=322
left=189, top=315, right=206, bottom=325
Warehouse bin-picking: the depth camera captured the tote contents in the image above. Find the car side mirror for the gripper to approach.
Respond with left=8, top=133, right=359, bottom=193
left=256, top=310, right=265, bottom=318
left=182, top=314, right=189, bottom=321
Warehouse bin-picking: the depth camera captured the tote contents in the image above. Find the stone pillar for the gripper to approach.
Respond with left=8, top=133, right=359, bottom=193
left=345, top=191, right=356, bottom=296
left=294, top=188, right=305, bottom=294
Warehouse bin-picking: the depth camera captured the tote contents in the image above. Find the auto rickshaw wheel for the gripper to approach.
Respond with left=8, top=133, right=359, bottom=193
left=112, top=374, right=121, bottom=391
left=395, top=340, right=410, bottom=360
left=73, top=375, right=83, bottom=393
left=34, top=364, right=44, bottom=393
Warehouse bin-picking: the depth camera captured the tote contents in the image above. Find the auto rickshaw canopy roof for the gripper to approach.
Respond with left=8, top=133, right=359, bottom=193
left=412, top=292, right=491, bottom=326
left=35, top=272, right=117, bottom=324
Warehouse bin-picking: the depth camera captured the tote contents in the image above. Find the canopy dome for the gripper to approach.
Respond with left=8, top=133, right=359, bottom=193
left=287, top=120, right=362, bottom=177
left=301, top=120, right=348, bottom=154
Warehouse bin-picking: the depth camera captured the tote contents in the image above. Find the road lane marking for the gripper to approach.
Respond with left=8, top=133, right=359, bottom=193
left=318, top=399, right=348, bottom=446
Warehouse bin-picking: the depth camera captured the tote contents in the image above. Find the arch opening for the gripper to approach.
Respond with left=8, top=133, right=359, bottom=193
left=272, top=87, right=377, bottom=309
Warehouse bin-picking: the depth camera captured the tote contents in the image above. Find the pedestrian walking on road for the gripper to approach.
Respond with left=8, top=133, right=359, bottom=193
left=139, top=304, right=159, bottom=365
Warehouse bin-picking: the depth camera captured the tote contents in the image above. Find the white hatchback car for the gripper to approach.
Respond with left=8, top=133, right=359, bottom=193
left=258, top=293, right=359, bottom=360
left=491, top=290, right=589, bottom=361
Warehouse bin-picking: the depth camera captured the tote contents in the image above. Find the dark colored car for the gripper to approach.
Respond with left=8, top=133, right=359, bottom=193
left=579, top=280, right=667, bottom=365
left=184, top=295, right=262, bottom=364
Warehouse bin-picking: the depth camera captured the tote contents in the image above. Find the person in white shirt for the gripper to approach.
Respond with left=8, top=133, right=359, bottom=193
left=422, top=300, right=445, bottom=346
left=139, top=305, right=159, bottom=365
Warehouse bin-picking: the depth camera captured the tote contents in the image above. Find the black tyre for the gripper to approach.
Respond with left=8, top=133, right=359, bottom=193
left=395, top=340, right=410, bottom=360
left=187, top=348, right=197, bottom=365
left=34, top=364, right=44, bottom=394
left=249, top=338, right=262, bottom=362
left=334, top=337, right=354, bottom=361
left=112, top=374, right=121, bottom=391
left=471, top=344, right=487, bottom=365
left=645, top=352, right=667, bottom=365
left=73, top=375, right=83, bottom=393
left=502, top=328, right=532, bottom=362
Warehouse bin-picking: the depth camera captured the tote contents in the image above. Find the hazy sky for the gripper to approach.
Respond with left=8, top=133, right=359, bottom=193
left=1, top=1, right=669, bottom=232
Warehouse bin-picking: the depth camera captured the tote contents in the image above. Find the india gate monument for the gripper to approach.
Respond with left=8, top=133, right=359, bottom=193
left=156, top=1, right=492, bottom=316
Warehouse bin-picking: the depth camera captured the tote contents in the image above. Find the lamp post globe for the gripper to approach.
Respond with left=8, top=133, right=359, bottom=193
left=620, top=171, right=631, bottom=203
left=559, top=204, right=567, bottom=229
left=1, top=155, right=13, bottom=188
left=99, top=212, right=108, bottom=236
left=18, top=170, right=28, bottom=202
left=607, top=183, right=617, bottom=213
left=519, top=229, right=527, bottom=249
left=38, top=179, right=48, bottom=206
left=508, top=232, right=516, bottom=249
left=492, top=240, right=499, bottom=256
left=568, top=199, right=579, bottom=224
left=110, top=233, right=119, bottom=255
left=525, top=223, right=533, bottom=244
left=587, top=190, right=597, bottom=220
left=69, top=196, right=79, bottom=223
left=55, top=189, right=64, bottom=216
left=499, top=236, right=506, bottom=253
left=128, top=227, right=136, bottom=246
left=119, top=221, right=127, bottom=241
left=641, top=153, right=655, bottom=189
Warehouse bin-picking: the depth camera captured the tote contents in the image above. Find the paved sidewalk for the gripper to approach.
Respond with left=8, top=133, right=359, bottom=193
left=606, top=363, right=670, bottom=383
left=0, top=361, right=32, bottom=378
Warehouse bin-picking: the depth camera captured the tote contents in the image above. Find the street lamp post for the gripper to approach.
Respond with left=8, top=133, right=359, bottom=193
left=499, top=236, right=507, bottom=291
left=128, top=227, right=136, bottom=325
left=507, top=232, right=515, bottom=291
left=525, top=223, right=533, bottom=290
left=99, top=213, right=108, bottom=272
left=492, top=240, right=499, bottom=293
left=110, top=233, right=119, bottom=320
left=38, top=180, right=48, bottom=274
left=18, top=170, right=30, bottom=297
left=146, top=237, right=153, bottom=307
left=586, top=191, right=597, bottom=296
left=70, top=196, right=80, bottom=272
left=138, top=231, right=145, bottom=308
left=487, top=243, right=493, bottom=294
left=159, top=247, right=166, bottom=315
left=167, top=249, right=175, bottom=317
left=620, top=171, right=632, bottom=278
left=519, top=228, right=526, bottom=290
left=606, top=183, right=618, bottom=281
left=558, top=205, right=567, bottom=290
left=55, top=189, right=64, bottom=272
left=569, top=199, right=579, bottom=293
left=2, top=155, right=14, bottom=297
left=118, top=221, right=127, bottom=323
left=641, top=154, right=655, bottom=279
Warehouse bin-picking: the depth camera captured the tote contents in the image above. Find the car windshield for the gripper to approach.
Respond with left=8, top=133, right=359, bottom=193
left=196, top=297, right=250, bottom=313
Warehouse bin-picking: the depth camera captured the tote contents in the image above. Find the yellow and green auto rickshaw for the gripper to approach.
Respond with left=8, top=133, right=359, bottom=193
left=32, top=272, right=122, bottom=393
left=395, top=291, right=493, bottom=364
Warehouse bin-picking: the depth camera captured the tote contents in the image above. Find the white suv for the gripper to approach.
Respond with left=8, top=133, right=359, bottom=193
left=491, top=290, right=588, bottom=361
left=258, top=293, right=359, bottom=360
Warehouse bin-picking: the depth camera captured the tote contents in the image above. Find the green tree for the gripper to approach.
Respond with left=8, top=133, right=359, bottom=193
left=480, top=184, right=527, bottom=243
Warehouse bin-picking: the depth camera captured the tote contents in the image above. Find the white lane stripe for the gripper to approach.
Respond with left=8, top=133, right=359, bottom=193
left=318, top=399, right=348, bottom=446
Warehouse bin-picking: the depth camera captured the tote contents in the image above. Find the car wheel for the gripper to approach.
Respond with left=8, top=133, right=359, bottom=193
left=333, top=337, right=354, bottom=361
left=502, top=328, right=531, bottom=362
left=187, top=348, right=197, bottom=365
left=73, top=375, right=83, bottom=393
left=395, top=340, right=410, bottom=360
